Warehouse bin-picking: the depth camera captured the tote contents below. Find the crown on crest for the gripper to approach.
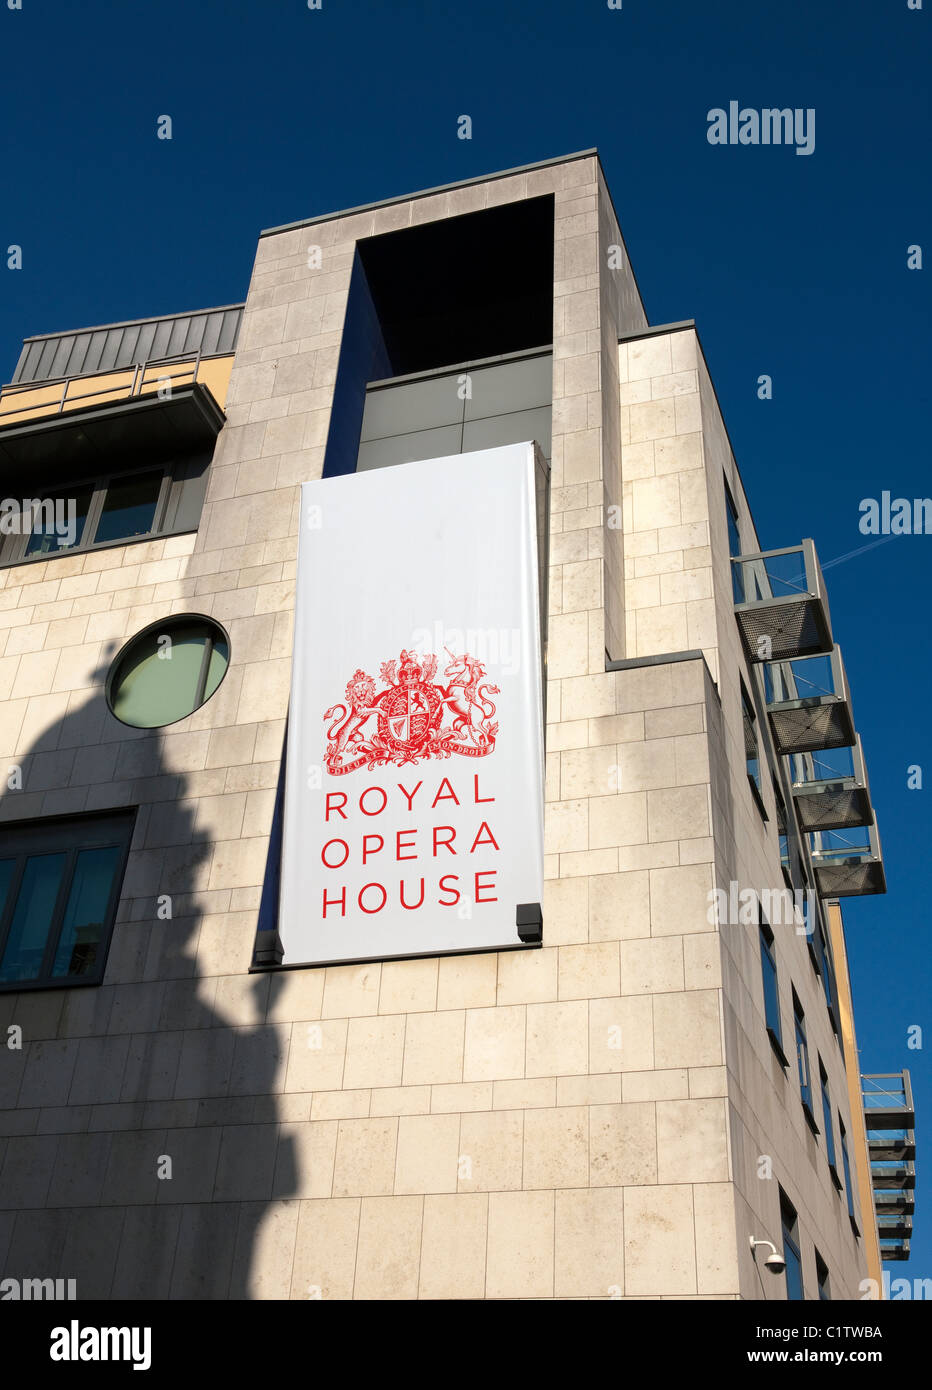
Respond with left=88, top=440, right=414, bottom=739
left=397, top=650, right=423, bottom=687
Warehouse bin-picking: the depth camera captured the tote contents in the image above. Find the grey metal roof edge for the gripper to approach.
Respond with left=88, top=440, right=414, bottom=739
left=606, top=647, right=721, bottom=700
left=366, top=343, right=553, bottom=392
left=0, top=381, right=226, bottom=444
left=20, top=303, right=246, bottom=345
left=618, top=319, right=696, bottom=343
left=259, top=148, right=601, bottom=237
left=605, top=649, right=705, bottom=671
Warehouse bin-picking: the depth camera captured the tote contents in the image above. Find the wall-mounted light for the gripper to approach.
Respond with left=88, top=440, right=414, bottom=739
left=750, top=1236, right=786, bottom=1275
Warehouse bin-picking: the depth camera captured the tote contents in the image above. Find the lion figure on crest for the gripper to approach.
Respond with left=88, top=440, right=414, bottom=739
left=324, top=670, right=382, bottom=765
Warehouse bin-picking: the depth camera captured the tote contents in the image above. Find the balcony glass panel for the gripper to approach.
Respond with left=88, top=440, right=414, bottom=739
left=734, top=548, right=809, bottom=604
left=791, top=741, right=872, bottom=833
left=810, top=823, right=885, bottom=897
left=867, top=1128, right=916, bottom=1161
left=870, top=1159, right=915, bottom=1189
left=764, top=648, right=855, bottom=755
left=863, top=1072, right=914, bottom=1125
left=732, top=541, right=833, bottom=663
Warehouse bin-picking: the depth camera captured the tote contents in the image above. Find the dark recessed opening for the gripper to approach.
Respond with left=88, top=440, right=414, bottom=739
left=356, top=194, right=554, bottom=376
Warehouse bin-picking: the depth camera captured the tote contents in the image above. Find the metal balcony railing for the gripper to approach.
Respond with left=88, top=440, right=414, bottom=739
left=732, top=539, right=833, bottom=662
left=863, top=1072, right=915, bottom=1127
left=874, top=1190, right=915, bottom=1216
left=763, top=646, right=856, bottom=756
left=0, top=350, right=204, bottom=425
left=870, top=1159, right=916, bottom=1190
left=790, top=736, right=873, bottom=833
left=809, top=822, right=885, bottom=897
left=869, top=1131, right=916, bottom=1162
left=867, top=1073, right=917, bottom=1260
left=877, top=1213, right=913, bottom=1238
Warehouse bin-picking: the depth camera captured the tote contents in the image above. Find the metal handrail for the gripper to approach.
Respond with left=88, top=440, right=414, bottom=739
left=765, top=646, right=849, bottom=706
left=810, top=818, right=883, bottom=864
left=862, top=1073, right=913, bottom=1108
left=0, top=349, right=203, bottom=423
left=731, top=539, right=821, bottom=601
left=791, top=733, right=867, bottom=789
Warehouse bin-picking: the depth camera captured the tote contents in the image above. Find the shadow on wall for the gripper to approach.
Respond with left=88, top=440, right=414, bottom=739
left=0, top=642, right=296, bottom=1299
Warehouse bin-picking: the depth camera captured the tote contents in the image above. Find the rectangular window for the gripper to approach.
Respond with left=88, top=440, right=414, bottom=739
left=839, top=1117, right=859, bottom=1234
left=92, top=468, right=164, bottom=545
left=779, top=1188, right=804, bottom=1301
left=726, top=480, right=743, bottom=601
left=759, top=921, right=786, bottom=1062
left=773, top=783, right=792, bottom=887
left=819, top=1059, right=840, bottom=1182
left=0, top=455, right=210, bottom=567
left=742, top=680, right=766, bottom=817
left=0, top=811, right=135, bottom=991
left=815, top=1249, right=831, bottom=1301
left=812, top=912, right=839, bottom=1032
left=794, top=990, right=816, bottom=1127
left=22, top=483, right=95, bottom=557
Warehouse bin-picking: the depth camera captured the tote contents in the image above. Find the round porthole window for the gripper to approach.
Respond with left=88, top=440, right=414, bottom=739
left=107, top=615, right=230, bottom=729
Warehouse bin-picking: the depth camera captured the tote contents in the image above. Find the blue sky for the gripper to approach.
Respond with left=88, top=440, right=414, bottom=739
left=1, top=0, right=928, bottom=1281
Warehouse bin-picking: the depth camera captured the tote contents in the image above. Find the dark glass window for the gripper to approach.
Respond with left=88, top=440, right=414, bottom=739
left=23, top=484, right=94, bottom=556
left=725, top=480, right=742, bottom=600
left=794, top=991, right=814, bottom=1117
left=815, top=1250, right=831, bottom=1300
left=840, top=1118, right=858, bottom=1230
left=50, top=846, right=125, bottom=978
left=812, top=913, right=838, bottom=1025
left=780, top=1188, right=804, bottom=1301
left=1, top=455, right=210, bottom=568
left=774, top=783, right=792, bottom=885
left=819, top=1060, right=838, bottom=1171
left=93, top=469, right=162, bottom=545
left=742, top=681, right=764, bottom=809
left=760, top=922, right=783, bottom=1050
left=1, top=852, right=66, bottom=982
left=0, top=812, right=135, bottom=990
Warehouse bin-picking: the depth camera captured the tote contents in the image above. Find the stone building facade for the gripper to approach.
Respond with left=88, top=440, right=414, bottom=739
left=0, top=150, right=884, bottom=1299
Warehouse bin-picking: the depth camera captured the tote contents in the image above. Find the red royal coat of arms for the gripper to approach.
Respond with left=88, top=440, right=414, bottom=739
left=323, top=649, right=500, bottom=775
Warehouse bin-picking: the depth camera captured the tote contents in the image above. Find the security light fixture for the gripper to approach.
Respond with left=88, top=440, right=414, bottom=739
left=750, top=1237, right=786, bottom=1275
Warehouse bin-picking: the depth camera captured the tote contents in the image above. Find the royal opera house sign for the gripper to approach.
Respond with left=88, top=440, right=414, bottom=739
left=278, top=442, right=547, bottom=966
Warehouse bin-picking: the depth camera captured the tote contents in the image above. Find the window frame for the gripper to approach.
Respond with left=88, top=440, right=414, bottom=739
left=0, top=454, right=208, bottom=568
left=779, top=1187, right=805, bottom=1301
left=0, top=810, right=136, bottom=993
left=741, top=678, right=768, bottom=820
left=839, top=1116, right=860, bottom=1236
left=725, top=478, right=743, bottom=601
left=793, top=989, right=818, bottom=1131
left=106, top=613, right=231, bottom=731
left=818, top=1057, right=842, bottom=1187
left=815, top=1249, right=831, bottom=1301
left=759, top=919, right=788, bottom=1067
left=811, top=911, right=840, bottom=1035
left=773, top=781, right=794, bottom=890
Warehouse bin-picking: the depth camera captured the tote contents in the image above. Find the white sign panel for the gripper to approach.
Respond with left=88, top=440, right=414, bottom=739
left=279, top=442, right=546, bottom=966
